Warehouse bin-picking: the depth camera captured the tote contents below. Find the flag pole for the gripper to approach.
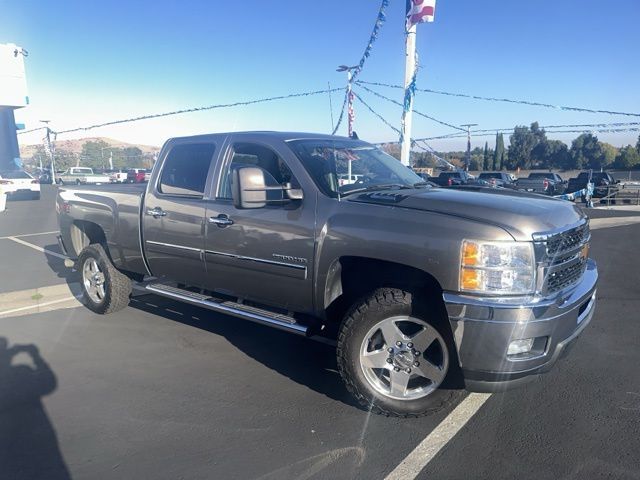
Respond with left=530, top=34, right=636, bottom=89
left=400, top=22, right=417, bottom=167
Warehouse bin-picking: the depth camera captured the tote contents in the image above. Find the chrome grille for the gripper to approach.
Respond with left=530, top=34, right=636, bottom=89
left=545, top=260, right=587, bottom=294
left=536, top=221, right=590, bottom=294
left=545, top=223, right=589, bottom=257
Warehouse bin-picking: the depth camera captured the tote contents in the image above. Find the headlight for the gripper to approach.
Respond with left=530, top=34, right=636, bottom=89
left=460, top=240, right=535, bottom=294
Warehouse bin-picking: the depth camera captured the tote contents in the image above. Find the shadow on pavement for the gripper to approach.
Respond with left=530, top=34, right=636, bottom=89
left=129, top=296, right=361, bottom=410
left=43, top=244, right=81, bottom=285
left=0, top=337, right=71, bottom=480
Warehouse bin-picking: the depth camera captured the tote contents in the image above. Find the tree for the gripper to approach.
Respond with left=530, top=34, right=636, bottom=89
left=493, top=132, right=504, bottom=170
left=482, top=142, right=489, bottom=170
left=507, top=122, right=546, bottom=169
left=81, top=140, right=110, bottom=169
left=600, top=143, right=618, bottom=169
left=614, top=145, right=640, bottom=169
left=542, top=140, right=571, bottom=170
left=569, top=133, right=604, bottom=170
left=636, top=134, right=640, bottom=154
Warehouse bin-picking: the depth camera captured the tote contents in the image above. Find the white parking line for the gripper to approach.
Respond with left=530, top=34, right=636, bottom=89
left=385, top=393, right=492, bottom=480
left=0, top=296, right=79, bottom=316
left=0, top=230, right=59, bottom=240
left=4, top=236, right=68, bottom=260
left=589, top=216, right=640, bottom=230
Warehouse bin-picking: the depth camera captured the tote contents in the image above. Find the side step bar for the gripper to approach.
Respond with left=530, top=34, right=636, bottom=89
left=145, top=283, right=309, bottom=336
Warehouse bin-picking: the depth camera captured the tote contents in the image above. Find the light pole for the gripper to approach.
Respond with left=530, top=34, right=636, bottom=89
left=336, top=65, right=358, bottom=138
left=100, top=146, right=118, bottom=170
left=460, top=123, right=478, bottom=171
left=40, top=120, right=56, bottom=184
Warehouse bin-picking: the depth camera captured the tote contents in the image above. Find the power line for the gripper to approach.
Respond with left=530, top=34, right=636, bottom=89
left=356, top=83, right=466, bottom=132
left=414, top=126, right=640, bottom=142
left=17, top=126, right=48, bottom=135
left=50, top=87, right=343, bottom=135
left=352, top=91, right=402, bottom=136
left=357, top=80, right=640, bottom=118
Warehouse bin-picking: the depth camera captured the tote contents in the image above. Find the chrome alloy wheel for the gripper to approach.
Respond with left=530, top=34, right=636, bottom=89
left=82, top=257, right=106, bottom=304
left=359, top=316, right=449, bottom=401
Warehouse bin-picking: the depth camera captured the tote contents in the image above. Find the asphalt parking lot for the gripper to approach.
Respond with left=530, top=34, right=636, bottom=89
left=1, top=185, right=640, bottom=480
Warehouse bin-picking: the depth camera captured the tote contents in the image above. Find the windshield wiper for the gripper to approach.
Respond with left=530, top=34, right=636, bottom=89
left=340, top=183, right=415, bottom=197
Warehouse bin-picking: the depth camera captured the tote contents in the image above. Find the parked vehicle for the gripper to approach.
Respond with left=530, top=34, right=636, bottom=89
left=144, top=169, right=152, bottom=182
left=0, top=170, right=40, bottom=199
left=57, top=132, right=597, bottom=417
left=432, top=170, right=475, bottom=186
left=127, top=168, right=147, bottom=183
left=108, top=170, right=129, bottom=183
left=57, top=167, right=110, bottom=185
left=566, top=171, right=619, bottom=198
left=478, top=172, right=518, bottom=189
left=516, top=172, right=567, bottom=196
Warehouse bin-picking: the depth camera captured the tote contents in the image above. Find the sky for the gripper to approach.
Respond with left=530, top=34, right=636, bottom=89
left=3, top=0, right=640, bottom=152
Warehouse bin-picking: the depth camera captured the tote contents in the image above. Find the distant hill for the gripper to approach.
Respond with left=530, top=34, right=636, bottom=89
left=19, top=136, right=159, bottom=159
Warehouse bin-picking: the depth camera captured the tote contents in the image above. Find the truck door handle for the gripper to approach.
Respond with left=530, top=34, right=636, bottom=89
left=146, top=208, right=167, bottom=218
left=208, top=214, right=234, bottom=227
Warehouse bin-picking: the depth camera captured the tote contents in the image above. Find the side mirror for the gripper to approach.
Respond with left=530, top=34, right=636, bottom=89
left=231, top=166, right=284, bottom=209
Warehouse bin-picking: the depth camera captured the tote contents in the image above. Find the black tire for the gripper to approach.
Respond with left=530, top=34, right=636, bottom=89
left=77, top=244, right=131, bottom=314
left=76, top=179, right=81, bottom=185
left=57, top=178, right=64, bottom=185
left=337, top=288, right=462, bottom=417
left=32, top=192, right=41, bottom=200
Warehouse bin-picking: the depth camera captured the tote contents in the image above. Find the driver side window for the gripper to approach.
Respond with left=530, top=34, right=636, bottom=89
left=218, top=143, right=298, bottom=199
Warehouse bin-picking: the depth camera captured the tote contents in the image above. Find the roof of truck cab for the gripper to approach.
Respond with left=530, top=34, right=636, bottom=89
left=165, top=131, right=358, bottom=143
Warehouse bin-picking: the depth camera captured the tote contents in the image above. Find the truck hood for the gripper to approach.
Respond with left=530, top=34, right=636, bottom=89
left=350, top=186, right=586, bottom=240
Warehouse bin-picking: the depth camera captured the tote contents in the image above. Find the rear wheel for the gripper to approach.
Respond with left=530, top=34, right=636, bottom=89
left=337, top=288, right=461, bottom=417
left=32, top=192, right=40, bottom=200
left=78, top=244, right=131, bottom=314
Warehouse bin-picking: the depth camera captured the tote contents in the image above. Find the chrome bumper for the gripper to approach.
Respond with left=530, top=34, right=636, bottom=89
left=443, top=259, right=598, bottom=392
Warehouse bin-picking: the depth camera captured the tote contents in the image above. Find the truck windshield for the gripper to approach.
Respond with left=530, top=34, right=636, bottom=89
left=289, top=139, right=424, bottom=198
left=74, top=168, right=93, bottom=174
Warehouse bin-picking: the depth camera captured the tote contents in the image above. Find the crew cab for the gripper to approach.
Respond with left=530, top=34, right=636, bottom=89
left=516, top=172, right=567, bottom=196
left=57, top=167, right=110, bottom=185
left=56, top=132, right=597, bottom=417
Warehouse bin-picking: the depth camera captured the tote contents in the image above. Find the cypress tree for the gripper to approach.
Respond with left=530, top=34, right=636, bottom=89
left=494, top=133, right=505, bottom=170
left=483, top=142, right=489, bottom=170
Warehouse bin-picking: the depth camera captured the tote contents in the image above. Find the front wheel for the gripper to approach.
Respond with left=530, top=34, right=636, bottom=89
left=78, top=244, right=131, bottom=314
left=337, top=288, right=461, bottom=417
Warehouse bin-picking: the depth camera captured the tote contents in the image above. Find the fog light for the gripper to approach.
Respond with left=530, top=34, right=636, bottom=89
left=507, top=338, right=534, bottom=356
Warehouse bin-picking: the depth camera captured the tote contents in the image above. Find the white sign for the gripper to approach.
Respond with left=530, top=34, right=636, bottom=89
left=0, top=43, right=29, bottom=108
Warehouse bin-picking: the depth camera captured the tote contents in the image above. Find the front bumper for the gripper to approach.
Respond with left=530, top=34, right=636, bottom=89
left=444, top=259, right=597, bottom=392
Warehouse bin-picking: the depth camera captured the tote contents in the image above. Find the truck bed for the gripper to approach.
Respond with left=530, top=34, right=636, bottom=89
left=57, top=183, right=149, bottom=275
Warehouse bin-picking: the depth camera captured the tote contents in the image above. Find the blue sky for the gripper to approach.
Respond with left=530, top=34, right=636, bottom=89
left=3, top=0, right=640, bottom=150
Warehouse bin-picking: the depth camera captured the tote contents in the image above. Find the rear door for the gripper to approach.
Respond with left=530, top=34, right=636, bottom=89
left=143, top=140, right=219, bottom=286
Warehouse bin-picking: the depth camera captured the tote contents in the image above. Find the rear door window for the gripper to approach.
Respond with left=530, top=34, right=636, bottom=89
left=158, top=143, right=216, bottom=197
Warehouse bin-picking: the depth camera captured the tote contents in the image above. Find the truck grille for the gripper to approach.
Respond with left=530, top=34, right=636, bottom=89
left=537, top=221, right=590, bottom=294
left=545, top=260, right=587, bottom=294
left=545, top=223, right=589, bottom=257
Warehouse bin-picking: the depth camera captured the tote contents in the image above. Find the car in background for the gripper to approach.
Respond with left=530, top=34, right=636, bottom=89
left=57, top=167, right=110, bottom=185
left=0, top=170, right=40, bottom=199
left=478, top=171, right=518, bottom=189
left=432, top=170, right=475, bottom=187
left=567, top=171, right=619, bottom=198
left=144, top=169, right=152, bottom=182
left=108, top=170, right=129, bottom=183
left=516, top=172, right=567, bottom=196
left=127, top=168, right=148, bottom=183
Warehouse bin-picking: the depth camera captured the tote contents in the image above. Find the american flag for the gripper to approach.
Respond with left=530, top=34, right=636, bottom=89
left=406, top=0, right=436, bottom=29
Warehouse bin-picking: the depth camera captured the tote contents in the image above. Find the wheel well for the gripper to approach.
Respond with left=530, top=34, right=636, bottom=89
left=324, top=257, right=446, bottom=330
left=70, top=220, right=107, bottom=257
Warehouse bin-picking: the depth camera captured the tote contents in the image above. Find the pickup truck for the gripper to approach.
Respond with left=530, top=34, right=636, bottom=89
left=567, top=171, right=619, bottom=198
left=432, top=170, right=476, bottom=187
left=57, top=167, right=110, bottom=185
left=477, top=171, right=517, bottom=189
left=516, top=172, right=567, bottom=196
left=56, top=131, right=597, bottom=417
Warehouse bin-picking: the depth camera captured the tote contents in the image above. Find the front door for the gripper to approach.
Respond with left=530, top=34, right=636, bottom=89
left=203, top=137, right=316, bottom=312
left=143, top=141, right=218, bottom=286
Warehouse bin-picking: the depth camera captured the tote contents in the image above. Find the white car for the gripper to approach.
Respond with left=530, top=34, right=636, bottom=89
left=338, top=173, right=364, bottom=186
left=0, top=170, right=41, bottom=199
left=57, top=167, right=110, bottom=185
